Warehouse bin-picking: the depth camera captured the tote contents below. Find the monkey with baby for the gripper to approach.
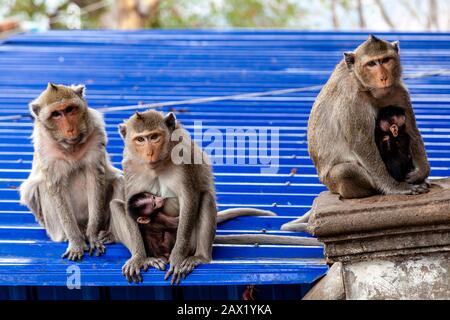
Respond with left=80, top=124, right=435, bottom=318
left=20, top=83, right=320, bottom=284
left=282, top=35, right=430, bottom=232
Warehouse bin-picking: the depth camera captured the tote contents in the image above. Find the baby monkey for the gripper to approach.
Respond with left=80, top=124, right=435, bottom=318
left=128, top=192, right=178, bottom=261
left=375, top=106, right=413, bottom=182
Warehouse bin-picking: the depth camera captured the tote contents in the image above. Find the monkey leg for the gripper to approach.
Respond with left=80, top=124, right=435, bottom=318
left=327, top=162, right=377, bottom=199
left=98, top=230, right=116, bottom=244
left=107, top=175, right=162, bottom=283
left=169, top=192, right=216, bottom=284
left=19, top=177, right=44, bottom=226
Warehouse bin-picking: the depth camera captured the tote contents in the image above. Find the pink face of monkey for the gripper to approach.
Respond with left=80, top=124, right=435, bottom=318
left=379, top=114, right=406, bottom=136
left=128, top=192, right=165, bottom=225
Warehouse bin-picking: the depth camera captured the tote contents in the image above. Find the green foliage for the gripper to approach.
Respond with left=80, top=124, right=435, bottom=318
left=1, top=0, right=108, bottom=29
left=144, top=0, right=308, bottom=29
left=0, top=0, right=310, bottom=30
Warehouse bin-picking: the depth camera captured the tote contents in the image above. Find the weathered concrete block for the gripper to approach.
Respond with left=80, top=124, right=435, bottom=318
left=304, top=178, right=450, bottom=300
left=308, top=179, right=450, bottom=263
left=342, top=253, right=449, bottom=300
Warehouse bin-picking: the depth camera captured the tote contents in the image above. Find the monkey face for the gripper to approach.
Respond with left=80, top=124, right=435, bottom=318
left=128, top=192, right=165, bottom=225
left=30, top=83, right=91, bottom=146
left=120, top=111, right=176, bottom=168
left=47, top=102, right=84, bottom=144
left=345, top=36, right=401, bottom=93
left=357, top=54, right=399, bottom=90
left=132, top=129, right=167, bottom=167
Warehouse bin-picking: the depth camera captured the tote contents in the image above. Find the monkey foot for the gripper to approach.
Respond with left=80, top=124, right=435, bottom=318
left=88, top=236, right=106, bottom=257
left=62, top=242, right=87, bottom=261
left=98, top=230, right=116, bottom=244
left=143, top=257, right=167, bottom=271
left=122, top=256, right=145, bottom=284
left=165, top=256, right=207, bottom=285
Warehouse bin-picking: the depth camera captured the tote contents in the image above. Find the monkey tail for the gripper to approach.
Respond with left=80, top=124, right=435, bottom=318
left=214, top=234, right=322, bottom=246
left=280, top=210, right=312, bottom=232
left=217, top=208, right=276, bottom=224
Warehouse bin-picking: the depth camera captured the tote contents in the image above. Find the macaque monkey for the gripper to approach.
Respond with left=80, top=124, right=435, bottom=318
left=309, top=35, right=430, bottom=198
left=375, top=106, right=413, bottom=182
left=118, top=110, right=322, bottom=284
left=128, top=192, right=178, bottom=260
left=20, top=83, right=150, bottom=283
left=282, top=35, right=430, bottom=231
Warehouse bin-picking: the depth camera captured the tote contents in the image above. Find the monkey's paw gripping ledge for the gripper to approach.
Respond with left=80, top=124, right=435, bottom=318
left=304, top=179, right=450, bottom=300
left=0, top=30, right=449, bottom=299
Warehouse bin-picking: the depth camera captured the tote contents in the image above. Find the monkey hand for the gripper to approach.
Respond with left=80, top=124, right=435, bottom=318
left=406, top=169, right=429, bottom=185
left=62, top=240, right=88, bottom=261
left=178, top=256, right=208, bottom=280
left=393, top=182, right=429, bottom=195
left=87, top=233, right=106, bottom=257
left=164, top=249, right=189, bottom=285
left=122, top=255, right=146, bottom=284
left=142, top=257, right=167, bottom=271
left=98, top=230, right=116, bottom=244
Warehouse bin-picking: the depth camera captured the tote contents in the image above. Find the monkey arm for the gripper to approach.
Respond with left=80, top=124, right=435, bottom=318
left=164, top=188, right=200, bottom=284
left=345, top=117, right=404, bottom=193
left=171, top=191, right=199, bottom=255
left=404, top=105, right=430, bottom=183
left=109, top=198, right=151, bottom=283
left=19, top=175, right=44, bottom=226
left=86, top=162, right=107, bottom=256
left=47, top=183, right=87, bottom=260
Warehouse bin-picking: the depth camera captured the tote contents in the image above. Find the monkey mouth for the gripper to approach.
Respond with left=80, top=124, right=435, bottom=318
left=64, top=135, right=83, bottom=145
left=147, top=160, right=161, bottom=168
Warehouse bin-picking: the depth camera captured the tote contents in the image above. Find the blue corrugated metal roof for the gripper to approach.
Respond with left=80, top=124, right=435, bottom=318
left=0, top=30, right=449, bottom=294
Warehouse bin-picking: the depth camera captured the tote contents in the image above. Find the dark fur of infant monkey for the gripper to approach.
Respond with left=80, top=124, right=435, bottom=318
left=127, top=193, right=178, bottom=260
left=375, top=106, right=413, bottom=182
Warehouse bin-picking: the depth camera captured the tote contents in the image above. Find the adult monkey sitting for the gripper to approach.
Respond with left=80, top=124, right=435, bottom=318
left=282, top=35, right=430, bottom=231
left=20, top=83, right=149, bottom=282
left=117, top=111, right=321, bottom=284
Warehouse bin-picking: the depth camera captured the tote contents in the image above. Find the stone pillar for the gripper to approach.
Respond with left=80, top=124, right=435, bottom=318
left=303, top=179, right=450, bottom=300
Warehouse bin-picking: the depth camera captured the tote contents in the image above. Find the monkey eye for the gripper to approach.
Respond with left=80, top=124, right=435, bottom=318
left=367, top=61, right=377, bottom=67
left=51, top=111, right=61, bottom=119
left=381, top=57, right=392, bottom=64
left=150, top=134, right=160, bottom=141
left=65, top=105, right=76, bottom=114
left=135, top=136, right=146, bottom=144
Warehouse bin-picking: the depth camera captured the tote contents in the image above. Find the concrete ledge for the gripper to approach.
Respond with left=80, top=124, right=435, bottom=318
left=305, top=178, right=450, bottom=299
left=308, top=179, right=450, bottom=263
left=342, top=252, right=450, bottom=300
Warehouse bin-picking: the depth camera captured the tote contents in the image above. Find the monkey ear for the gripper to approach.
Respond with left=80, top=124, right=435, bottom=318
left=137, top=217, right=151, bottom=224
left=47, top=82, right=58, bottom=91
left=135, top=112, right=143, bottom=120
left=391, top=41, right=400, bottom=53
left=29, top=102, right=41, bottom=118
left=118, top=124, right=127, bottom=139
left=71, top=84, right=86, bottom=98
left=368, top=34, right=381, bottom=42
left=164, top=112, right=177, bottom=131
left=344, top=52, right=356, bottom=68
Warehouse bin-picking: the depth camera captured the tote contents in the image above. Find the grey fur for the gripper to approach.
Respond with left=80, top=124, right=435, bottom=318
left=120, top=110, right=323, bottom=284
left=20, top=84, right=147, bottom=282
left=282, top=36, right=430, bottom=232
left=308, top=35, right=429, bottom=199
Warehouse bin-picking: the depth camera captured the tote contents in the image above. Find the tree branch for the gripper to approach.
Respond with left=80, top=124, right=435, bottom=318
left=374, top=0, right=395, bottom=29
